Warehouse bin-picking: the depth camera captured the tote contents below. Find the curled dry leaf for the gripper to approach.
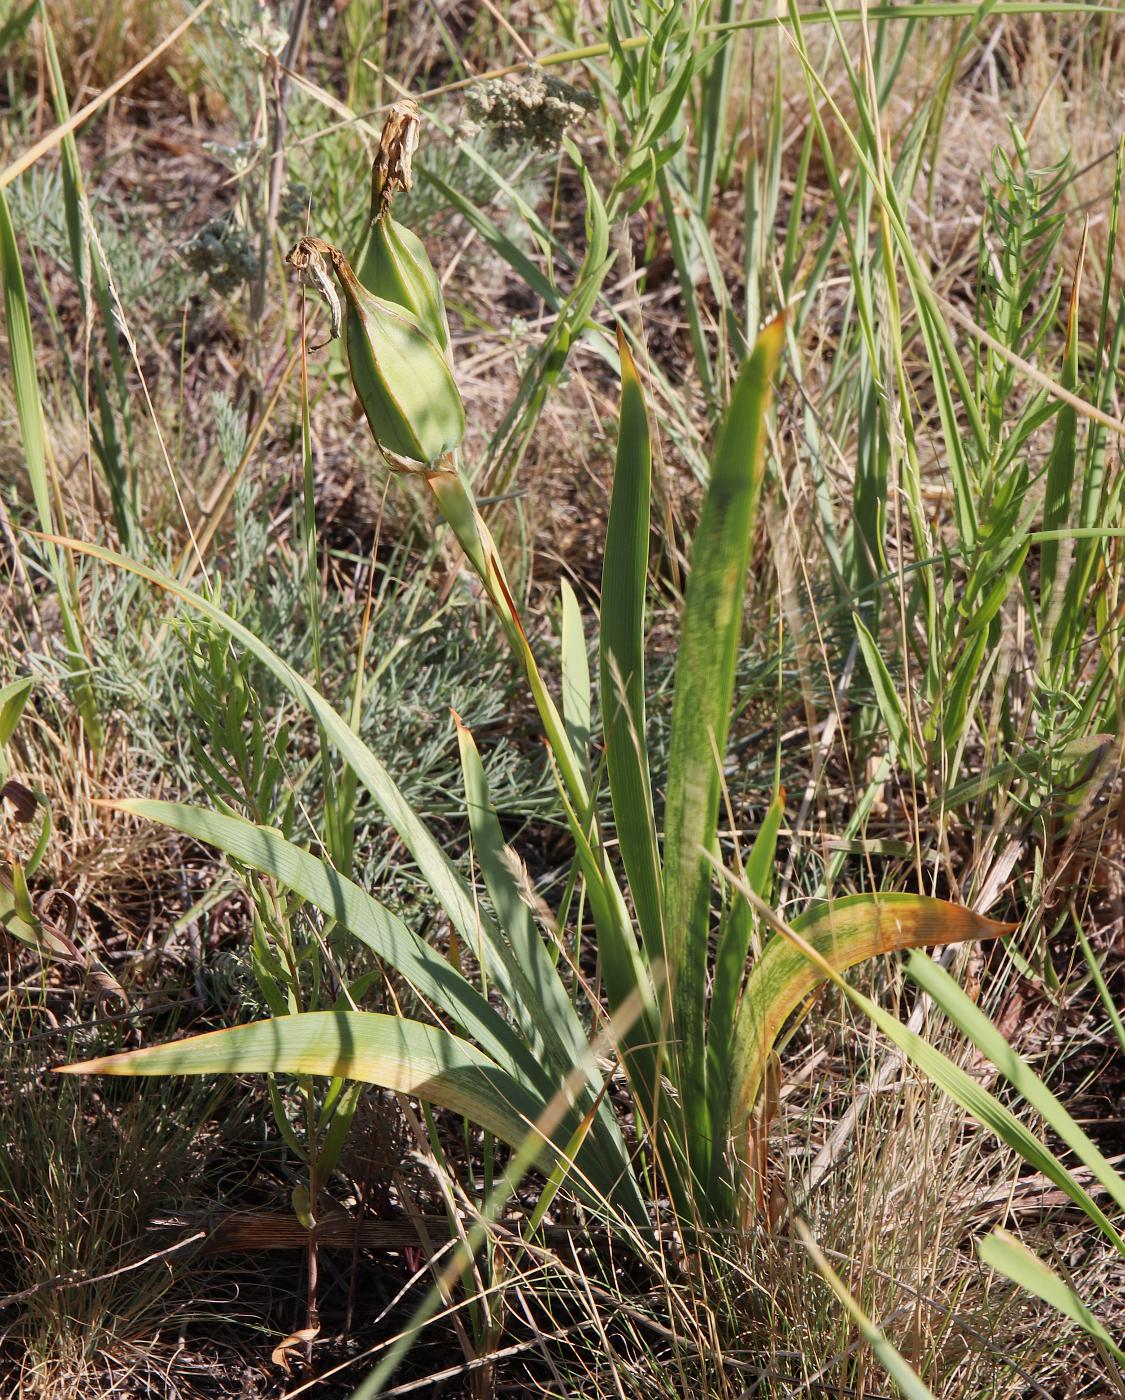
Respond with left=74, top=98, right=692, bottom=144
left=1, top=779, right=37, bottom=826
left=271, top=1325, right=319, bottom=1374
left=0, top=865, right=127, bottom=1007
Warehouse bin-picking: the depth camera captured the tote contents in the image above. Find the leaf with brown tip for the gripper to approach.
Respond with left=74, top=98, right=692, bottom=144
left=728, top=893, right=1013, bottom=1135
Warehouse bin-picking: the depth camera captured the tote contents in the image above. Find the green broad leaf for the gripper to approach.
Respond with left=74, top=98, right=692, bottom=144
left=600, top=330, right=664, bottom=965
left=960, top=536, right=1032, bottom=636
left=979, top=1230, right=1125, bottom=1364
left=708, top=794, right=786, bottom=1059
left=44, top=540, right=639, bottom=1210
left=853, top=613, right=924, bottom=774
left=547, top=754, right=666, bottom=1165
left=1, top=861, right=48, bottom=950
left=638, top=58, right=697, bottom=151
left=744, top=791, right=786, bottom=903
left=59, top=1011, right=553, bottom=1165
left=728, top=893, right=1014, bottom=1144
left=705, top=790, right=786, bottom=1202
left=317, top=1081, right=363, bottom=1183
left=662, top=316, right=784, bottom=1181
left=117, top=793, right=645, bottom=1224
left=40, top=537, right=516, bottom=1029
left=702, top=795, right=783, bottom=1209
left=114, top=798, right=550, bottom=1097
left=0, top=675, right=33, bottom=750
left=559, top=580, right=592, bottom=765
left=906, top=950, right=1125, bottom=1219
left=454, top=720, right=618, bottom=1103
left=939, top=629, right=988, bottom=749
left=548, top=750, right=660, bottom=1046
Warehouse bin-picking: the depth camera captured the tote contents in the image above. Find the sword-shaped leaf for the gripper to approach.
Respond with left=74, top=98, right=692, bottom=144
left=729, top=893, right=1014, bottom=1140
left=662, top=316, right=784, bottom=1182
left=59, top=1012, right=547, bottom=1164
left=600, top=330, right=664, bottom=966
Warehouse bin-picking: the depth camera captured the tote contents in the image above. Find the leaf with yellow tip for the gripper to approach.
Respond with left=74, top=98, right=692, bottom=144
left=728, top=892, right=1014, bottom=1134
left=59, top=1011, right=547, bottom=1161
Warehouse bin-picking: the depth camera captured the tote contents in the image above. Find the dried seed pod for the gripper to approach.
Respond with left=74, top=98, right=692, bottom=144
left=287, top=237, right=465, bottom=468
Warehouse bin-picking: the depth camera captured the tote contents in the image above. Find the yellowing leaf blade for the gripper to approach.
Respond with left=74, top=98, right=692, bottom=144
left=60, top=1011, right=545, bottom=1159
left=729, top=893, right=1013, bottom=1135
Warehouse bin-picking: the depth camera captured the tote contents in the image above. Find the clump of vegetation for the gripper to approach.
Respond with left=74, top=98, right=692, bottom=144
left=184, top=215, right=258, bottom=294
left=460, top=72, right=598, bottom=152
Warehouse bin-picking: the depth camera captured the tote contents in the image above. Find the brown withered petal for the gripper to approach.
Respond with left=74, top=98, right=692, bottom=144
left=371, top=100, right=420, bottom=219
left=0, top=779, right=37, bottom=826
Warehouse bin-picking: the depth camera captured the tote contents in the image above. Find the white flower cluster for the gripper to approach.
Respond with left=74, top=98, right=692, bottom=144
left=460, top=72, right=596, bottom=153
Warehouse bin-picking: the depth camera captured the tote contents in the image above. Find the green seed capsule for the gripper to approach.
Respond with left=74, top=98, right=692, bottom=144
left=287, top=236, right=465, bottom=469
left=357, top=213, right=450, bottom=355
left=340, top=258, right=464, bottom=465
left=355, top=101, right=452, bottom=357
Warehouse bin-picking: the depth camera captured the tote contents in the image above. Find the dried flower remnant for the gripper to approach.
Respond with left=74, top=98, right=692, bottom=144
left=371, top=101, right=421, bottom=219
left=287, top=235, right=343, bottom=343
left=460, top=72, right=597, bottom=152
left=357, top=105, right=452, bottom=355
